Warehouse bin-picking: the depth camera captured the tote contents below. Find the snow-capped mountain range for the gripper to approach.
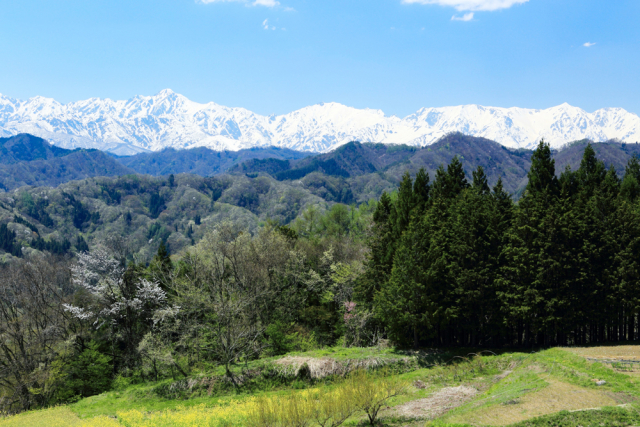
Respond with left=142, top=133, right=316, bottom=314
left=1, top=89, right=639, bottom=155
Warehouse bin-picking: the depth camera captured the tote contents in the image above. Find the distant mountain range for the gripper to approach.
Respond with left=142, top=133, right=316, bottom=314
left=117, top=146, right=312, bottom=177
left=3, top=133, right=640, bottom=261
left=4, top=133, right=640, bottom=198
left=1, top=90, right=639, bottom=155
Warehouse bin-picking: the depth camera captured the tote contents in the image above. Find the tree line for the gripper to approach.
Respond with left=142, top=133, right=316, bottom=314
left=360, top=141, right=640, bottom=348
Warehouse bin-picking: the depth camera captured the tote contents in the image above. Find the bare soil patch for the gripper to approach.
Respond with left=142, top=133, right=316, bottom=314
left=567, top=345, right=640, bottom=362
left=387, top=386, right=478, bottom=420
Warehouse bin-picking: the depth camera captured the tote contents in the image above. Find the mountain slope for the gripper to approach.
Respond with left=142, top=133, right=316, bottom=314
left=0, top=133, right=74, bottom=164
left=232, top=141, right=419, bottom=180
left=234, top=134, right=640, bottom=197
left=118, top=146, right=312, bottom=176
left=0, top=173, right=330, bottom=261
left=1, top=90, right=639, bottom=154
left=234, top=135, right=531, bottom=194
left=553, top=140, right=640, bottom=177
left=0, top=150, right=133, bottom=191
left=0, top=134, right=133, bottom=190
left=3, top=136, right=640, bottom=261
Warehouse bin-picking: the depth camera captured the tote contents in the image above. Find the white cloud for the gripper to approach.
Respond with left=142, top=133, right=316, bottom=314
left=262, top=19, right=276, bottom=30
left=402, top=0, right=529, bottom=12
left=452, top=12, right=474, bottom=21
left=253, top=0, right=280, bottom=6
left=198, top=0, right=280, bottom=6
left=583, top=42, right=596, bottom=47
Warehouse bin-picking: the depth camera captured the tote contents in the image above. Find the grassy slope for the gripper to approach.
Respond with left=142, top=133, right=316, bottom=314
left=4, top=346, right=640, bottom=426
left=71, top=346, right=452, bottom=418
left=441, top=347, right=640, bottom=426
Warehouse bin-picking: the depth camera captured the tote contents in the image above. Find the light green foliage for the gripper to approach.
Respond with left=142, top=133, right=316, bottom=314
left=505, top=406, right=640, bottom=427
left=0, top=407, right=83, bottom=427
left=292, top=202, right=374, bottom=241
left=346, top=368, right=408, bottom=425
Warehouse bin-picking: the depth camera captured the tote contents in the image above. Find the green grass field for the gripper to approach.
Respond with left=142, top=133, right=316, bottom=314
left=3, top=345, right=640, bottom=427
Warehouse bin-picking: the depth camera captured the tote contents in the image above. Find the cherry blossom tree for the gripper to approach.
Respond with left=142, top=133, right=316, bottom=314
left=63, top=248, right=178, bottom=370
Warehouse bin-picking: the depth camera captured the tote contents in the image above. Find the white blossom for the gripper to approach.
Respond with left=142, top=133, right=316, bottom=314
left=62, top=304, right=94, bottom=320
left=68, top=249, right=176, bottom=330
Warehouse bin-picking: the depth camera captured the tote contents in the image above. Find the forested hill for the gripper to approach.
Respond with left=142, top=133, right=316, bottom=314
left=229, top=141, right=420, bottom=179
left=0, top=134, right=133, bottom=190
left=0, top=133, right=74, bottom=163
left=3, top=132, right=640, bottom=196
left=231, top=134, right=640, bottom=195
left=555, top=139, right=640, bottom=176
left=0, top=173, right=341, bottom=263
left=116, top=146, right=313, bottom=176
left=230, top=135, right=532, bottom=193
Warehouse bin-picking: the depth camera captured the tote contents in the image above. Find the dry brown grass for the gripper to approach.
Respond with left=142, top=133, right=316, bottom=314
left=566, top=345, right=640, bottom=361
left=449, top=378, right=619, bottom=426
left=273, top=356, right=408, bottom=379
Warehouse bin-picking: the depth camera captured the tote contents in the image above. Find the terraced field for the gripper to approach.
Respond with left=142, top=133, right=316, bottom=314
left=3, top=345, right=640, bottom=427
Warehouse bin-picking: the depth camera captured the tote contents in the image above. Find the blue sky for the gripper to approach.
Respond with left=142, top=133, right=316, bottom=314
left=1, top=0, right=638, bottom=116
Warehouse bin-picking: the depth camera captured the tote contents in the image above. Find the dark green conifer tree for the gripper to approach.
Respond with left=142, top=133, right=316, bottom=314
left=393, top=172, right=415, bottom=239
left=374, top=219, right=430, bottom=348
left=413, top=167, right=430, bottom=214
left=151, top=240, right=173, bottom=290
left=620, top=156, right=640, bottom=201
left=498, top=140, right=562, bottom=346
left=446, top=156, right=469, bottom=198
left=472, top=166, right=490, bottom=195
left=357, top=192, right=396, bottom=306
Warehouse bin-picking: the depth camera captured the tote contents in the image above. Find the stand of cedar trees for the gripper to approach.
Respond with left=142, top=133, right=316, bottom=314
left=360, top=141, right=640, bottom=348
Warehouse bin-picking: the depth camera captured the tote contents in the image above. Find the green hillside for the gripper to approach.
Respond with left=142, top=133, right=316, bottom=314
left=3, top=346, right=640, bottom=426
left=0, top=172, right=345, bottom=262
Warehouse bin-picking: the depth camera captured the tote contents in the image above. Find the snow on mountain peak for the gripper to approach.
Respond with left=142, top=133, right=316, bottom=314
left=0, top=90, right=638, bottom=155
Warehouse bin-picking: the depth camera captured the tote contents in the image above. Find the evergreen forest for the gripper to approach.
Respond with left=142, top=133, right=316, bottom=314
left=365, top=141, right=640, bottom=348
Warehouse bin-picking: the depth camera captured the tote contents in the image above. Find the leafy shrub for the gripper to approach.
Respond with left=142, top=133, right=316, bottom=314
left=112, top=374, right=132, bottom=391
left=265, top=322, right=318, bottom=356
left=52, top=342, right=112, bottom=403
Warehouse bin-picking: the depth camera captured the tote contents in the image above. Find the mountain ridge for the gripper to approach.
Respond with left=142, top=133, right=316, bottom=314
left=1, top=90, right=639, bottom=155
